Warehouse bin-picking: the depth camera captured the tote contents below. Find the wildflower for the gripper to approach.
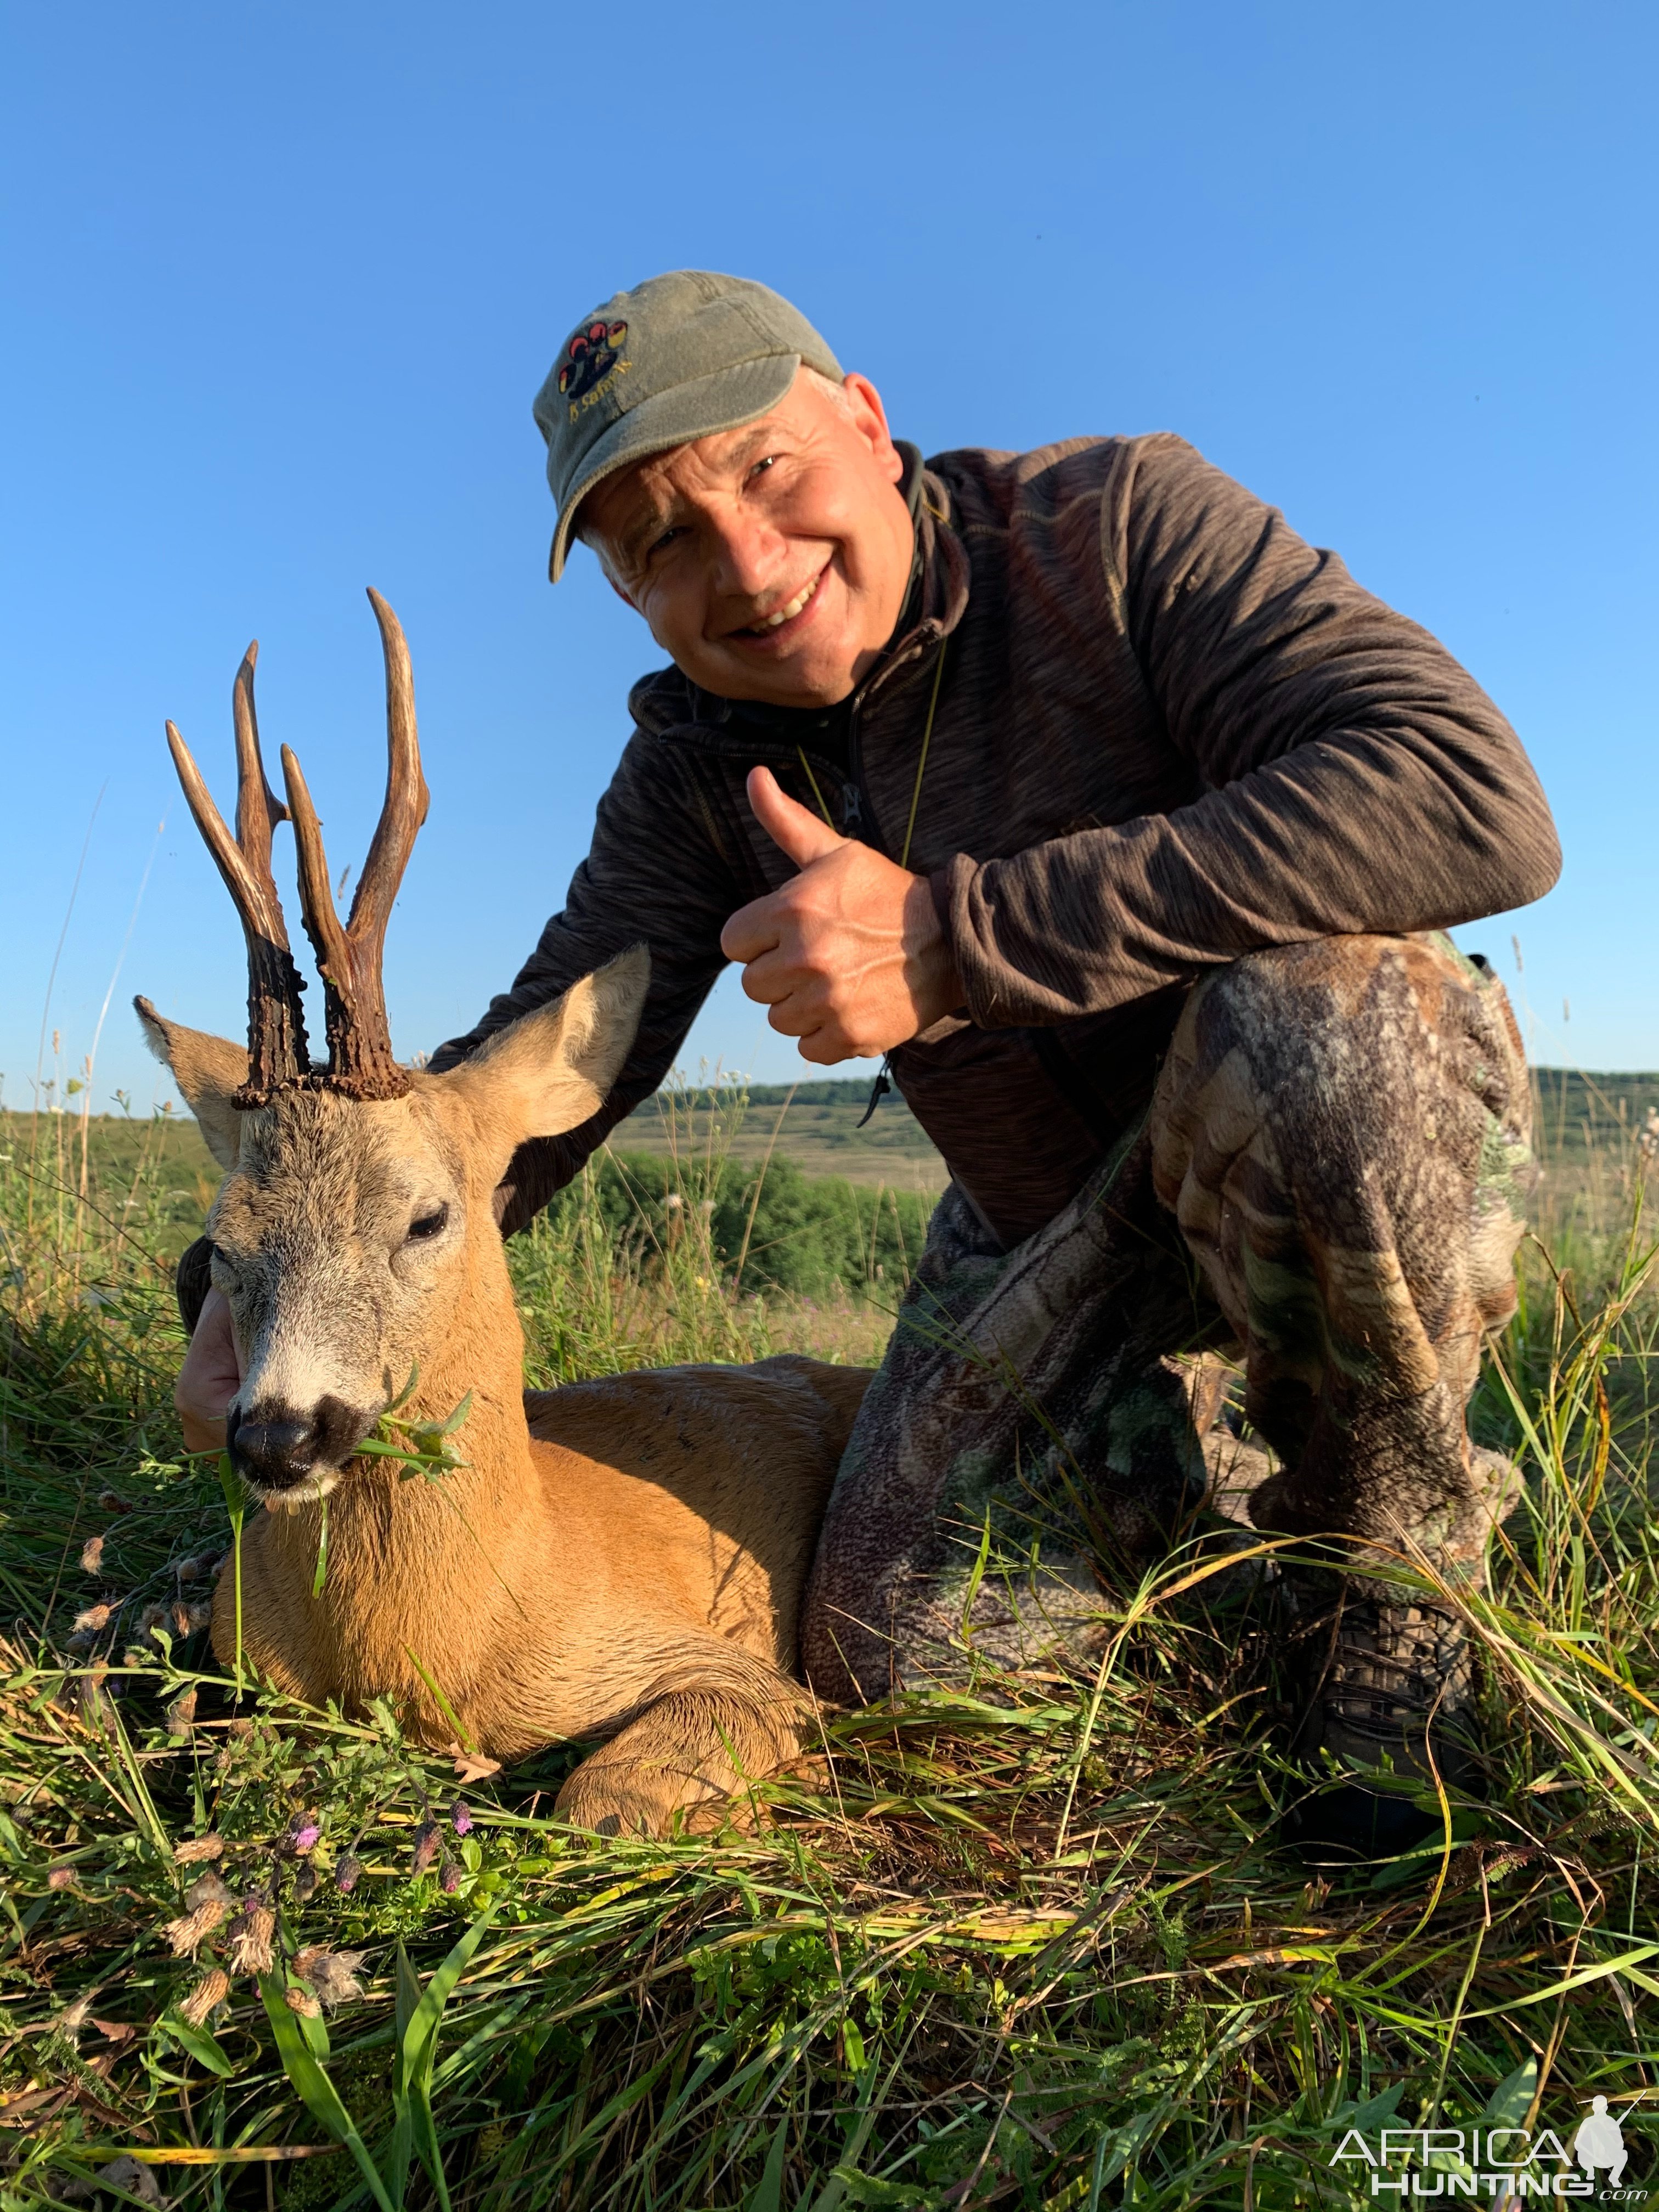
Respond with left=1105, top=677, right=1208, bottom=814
left=173, top=1833, right=223, bottom=1865
left=173, top=1599, right=213, bottom=1637
left=70, top=1671, right=114, bottom=1724
left=166, top=1688, right=198, bottom=1738
left=294, top=1944, right=366, bottom=2008
left=286, top=1818, right=322, bottom=1855
left=179, top=1968, right=230, bottom=2027
left=47, top=1865, right=76, bottom=1891
left=440, top=1860, right=462, bottom=1894
left=80, top=1536, right=105, bottom=1575
left=71, top=1601, right=115, bottom=1635
left=175, top=1555, right=211, bottom=1585
left=450, top=1799, right=473, bottom=1836
left=186, top=1872, right=235, bottom=1912
left=334, top=1852, right=363, bottom=1895
left=410, top=1820, right=441, bottom=1876
left=163, top=1899, right=228, bottom=1958
left=224, top=1903, right=276, bottom=1976
left=284, top=1983, right=323, bottom=2019
left=136, top=1602, right=171, bottom=1641
left=293, top=1864, right=319, bottom=1902
left=97, top=1488, right=128, bottom=1515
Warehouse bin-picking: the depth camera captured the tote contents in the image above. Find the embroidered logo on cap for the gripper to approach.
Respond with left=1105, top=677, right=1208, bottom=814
left=558, top=320, right=629, bottom=402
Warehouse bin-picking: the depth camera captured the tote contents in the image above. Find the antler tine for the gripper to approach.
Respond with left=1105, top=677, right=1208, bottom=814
left=230, top=641, right=291, bottom=856
left=165, top=674, right=311, bottom=1104
left=276, top=589, right=427, bottom=1101
left=352, top=588, right=431, bottom=936
left=279, top=738, right=352, bottom=1054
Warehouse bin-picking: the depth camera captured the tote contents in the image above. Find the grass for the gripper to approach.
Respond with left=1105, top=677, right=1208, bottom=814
left=1, top=1080, right=1658, bottom=2208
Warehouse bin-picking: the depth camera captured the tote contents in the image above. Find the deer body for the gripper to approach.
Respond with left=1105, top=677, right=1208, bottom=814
left=139, top=595, right=872, bottom=1835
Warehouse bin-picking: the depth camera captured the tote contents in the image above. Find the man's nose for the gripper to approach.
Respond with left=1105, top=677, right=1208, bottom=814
left=708, top=506, right=786, bottom=600
left=228, top=1395, right=368, bottom=1490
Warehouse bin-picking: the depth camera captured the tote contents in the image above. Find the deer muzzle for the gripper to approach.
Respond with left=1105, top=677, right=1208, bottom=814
left=228, top=1393, right=373, bottom=1496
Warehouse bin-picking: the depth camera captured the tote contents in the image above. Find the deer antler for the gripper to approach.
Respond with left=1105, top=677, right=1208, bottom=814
left=165, top=643, right=312, bottom=1104
left=281, top=588, right=430, bottom=1101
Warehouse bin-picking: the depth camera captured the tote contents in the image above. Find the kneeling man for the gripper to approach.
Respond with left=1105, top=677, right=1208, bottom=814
left=178, top=270, right=1559, bottom=1857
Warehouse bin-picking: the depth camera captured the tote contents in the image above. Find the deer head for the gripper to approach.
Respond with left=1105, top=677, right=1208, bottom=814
left=138, top=590, right=647, bottom=1503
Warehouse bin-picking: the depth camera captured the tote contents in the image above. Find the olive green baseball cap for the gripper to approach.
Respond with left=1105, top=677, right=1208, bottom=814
left=534, top=270, right=843, bottom=581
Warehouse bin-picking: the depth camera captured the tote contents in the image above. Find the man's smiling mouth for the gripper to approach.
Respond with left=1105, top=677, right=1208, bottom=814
left=735, top=565, right=827, bottom=639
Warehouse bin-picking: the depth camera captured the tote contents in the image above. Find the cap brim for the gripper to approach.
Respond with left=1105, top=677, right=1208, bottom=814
left=549, top=352, right=803, bottom=581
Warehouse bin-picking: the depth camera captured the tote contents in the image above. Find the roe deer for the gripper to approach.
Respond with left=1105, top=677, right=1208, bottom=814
left=137, top=589, right=871, bottom=1835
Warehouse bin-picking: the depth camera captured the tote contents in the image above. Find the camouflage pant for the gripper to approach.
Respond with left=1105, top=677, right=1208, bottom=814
left=801, top=934, right=1532, bottom=1705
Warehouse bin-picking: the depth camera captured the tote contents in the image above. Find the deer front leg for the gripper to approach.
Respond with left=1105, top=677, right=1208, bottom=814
left=555, top=1688, right=805, bottom=1838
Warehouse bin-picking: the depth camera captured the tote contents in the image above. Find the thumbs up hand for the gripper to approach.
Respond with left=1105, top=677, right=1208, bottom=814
left=720, top=765, right=962, bottom=1064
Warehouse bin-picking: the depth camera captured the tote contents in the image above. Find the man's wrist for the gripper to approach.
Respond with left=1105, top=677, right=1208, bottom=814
left=904, top=868, right=964, bottom=1031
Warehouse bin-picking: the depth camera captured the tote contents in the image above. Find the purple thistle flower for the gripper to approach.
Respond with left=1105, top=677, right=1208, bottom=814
left=288, top=1819, right=321, bottom=1854
left=410, top=1820, right=441, bottom=1877
left=334, top=1853, right=363, bottom=1895
left=450, top=1799, right=473, bottom=1837
left=440, top=1859, right=462, bottom=1894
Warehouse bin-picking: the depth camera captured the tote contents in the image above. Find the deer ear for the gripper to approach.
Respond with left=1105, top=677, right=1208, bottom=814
left=134, top=996, right=249, bottom=1170
left=442, top=946, right=650, bottom=1164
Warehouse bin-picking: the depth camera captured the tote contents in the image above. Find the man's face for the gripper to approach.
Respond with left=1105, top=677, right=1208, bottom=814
left=579, top=369, right=914, bottom=708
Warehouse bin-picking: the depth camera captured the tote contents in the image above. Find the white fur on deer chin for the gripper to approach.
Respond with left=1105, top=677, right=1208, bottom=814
left=261, top=1468, right=345, bottom=1510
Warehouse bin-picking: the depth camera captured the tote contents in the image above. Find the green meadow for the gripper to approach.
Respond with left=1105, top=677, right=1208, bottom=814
left=1, top=1074, right=1656, bottom=2207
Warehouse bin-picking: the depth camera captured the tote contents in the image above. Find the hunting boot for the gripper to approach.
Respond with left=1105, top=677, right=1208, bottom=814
left=1279, top=1571, right=1480, bottom=1865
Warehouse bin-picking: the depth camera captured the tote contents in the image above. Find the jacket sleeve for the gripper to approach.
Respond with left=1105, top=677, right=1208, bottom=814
left=427, top=729, right=737, bottom=1233
left=940, top=434, right=1561, bottom=1026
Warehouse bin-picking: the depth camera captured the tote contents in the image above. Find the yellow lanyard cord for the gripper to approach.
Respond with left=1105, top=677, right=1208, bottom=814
left=795, top=636, right=947, bottom=863
left=796, top=745, right=832, bottom=826
left=899, top=639, right=947, bottom=871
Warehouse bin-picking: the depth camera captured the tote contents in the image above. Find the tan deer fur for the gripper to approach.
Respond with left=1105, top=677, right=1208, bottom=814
left=140, top=954, right=872, bottom=1836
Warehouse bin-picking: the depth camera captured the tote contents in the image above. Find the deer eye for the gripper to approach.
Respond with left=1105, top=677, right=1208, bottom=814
left=406, top=1205, right=449, bottom=1244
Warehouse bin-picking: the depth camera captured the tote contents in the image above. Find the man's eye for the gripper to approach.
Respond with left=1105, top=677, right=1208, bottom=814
left=407, top=1205, right=449, bottom=1243
left=648, top=526, right=685, bottom=557
left=748, top=455, right=777, bottom=479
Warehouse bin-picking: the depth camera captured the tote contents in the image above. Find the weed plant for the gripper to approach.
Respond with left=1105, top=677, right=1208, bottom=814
left=1, top=1084, right=1657, bottom=2208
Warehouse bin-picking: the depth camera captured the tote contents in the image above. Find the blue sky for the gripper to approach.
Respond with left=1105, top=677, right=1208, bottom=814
left=2, top=3, right=1654, bottom=1120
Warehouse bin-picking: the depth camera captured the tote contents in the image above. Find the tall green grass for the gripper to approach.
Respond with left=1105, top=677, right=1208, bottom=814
left=1, top=1085, right=1657, bottom=2208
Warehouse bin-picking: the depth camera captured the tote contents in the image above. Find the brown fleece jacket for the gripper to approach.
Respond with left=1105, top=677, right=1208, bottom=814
left=430, top=435, right=1560, bottom=1251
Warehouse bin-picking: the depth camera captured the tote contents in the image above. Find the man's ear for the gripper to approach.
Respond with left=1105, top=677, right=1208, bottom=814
left=133, top=996, right=248, bottom=1170
left=440, top=947, right=650, bottom=1166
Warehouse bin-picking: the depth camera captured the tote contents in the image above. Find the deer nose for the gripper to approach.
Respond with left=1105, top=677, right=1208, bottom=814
left=228, top=1395, right=369, bottom=1491
left=228, top=1408, right=316, bottom=1490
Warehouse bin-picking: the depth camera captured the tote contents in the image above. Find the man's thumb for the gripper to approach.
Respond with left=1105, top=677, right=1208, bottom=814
left=747, top=765, right=846, bottom=867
